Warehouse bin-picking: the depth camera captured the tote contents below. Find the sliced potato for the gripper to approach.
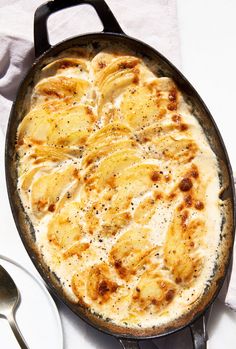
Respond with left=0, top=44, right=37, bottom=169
left=47, top=201, right=84, bottom=250
left=82, top=139, right=138, bottom=169
left=32, top=76, right=89, bottom=106
left=87, top=263, right=119, bottom=304
left=164, top=209, right=204, bottom=284
left=40, top=58, right=88, bottom=79
left=134, top=196, right=158, bottom=224
left=17, top=106, right=51, bottom=145
left=98, top=70, right=138, bottom=115
left=86, top=123, right=133, bottom=149
left=136, top=121, right=182, bottom=144
left=28, top=145, right=82, bottom=164
left=86, top=149, right=142, bottom=191
left=91, top=52, right=116, bottom=76
left=31, top=165, right=80, bottom=218
left=111, top=163, right=162, bottom=211
left=47, top=104, right=97, bottom=146
left=109, top=228, right=153, bottom=280
left=63, top=241, right=90, bottom=259
left=95, top=56, right=139, bottom=87
left=130, top=271, right=176, bottom=314
left=152, top=136, right=198, bottom=163
left=120, top=85, right=163, bottom=130
left=100, top=211, right=131, bottom=236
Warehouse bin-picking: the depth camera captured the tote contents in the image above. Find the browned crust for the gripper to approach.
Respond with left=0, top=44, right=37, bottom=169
left=10, top=41, right=235, bottom=338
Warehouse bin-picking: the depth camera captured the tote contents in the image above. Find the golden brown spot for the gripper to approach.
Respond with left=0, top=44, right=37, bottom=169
left=151, top=171, right=160, bottom=182
left=37, top=200, right=47, bottom=211
left=168, top=192, right=176, bottom=200
left=177, top=203, right=184, bottom=211
left=175, top=277, right=182, bottom=284
left=73, top=168, right=80, bottom=179
left=179, top=178, right=193, bottom=192
left=184, top=195, right=192, bottom=207
left=172, top=114, right=181, bottom=123
left=114, top=260, right=127, bottom=278
left=155, top=192, right=163, bottom=200
left=48, top=204, right=56, bottom=212
left=167, top=102, right=177, bottom=111
left=106, top=175, right=116, bottom=188
left=118, top=61, right=138, bottom=70
left=87, top=264, right=119, bottom=303
left=168, top=88, right=177, bottom=102
left=32, top=139, right=44, bottom=145
left=98, top=61, right=107, bottom=69
left=86, top=158, right=93, bottom=166
left=187, top=165, right=199, bottom=179
left=180, top=123, right=188, bottom=131
left=60, top=61, right=78, bottom=69
left=181, top=210, right=189, bottom=227
left=165, top=289, right=175, bottom=302
left=165, top=174, right=171, bottom=182
left=195, top=201, right=204, bottom=210
left=85, top=106, right=93, bottom=115
left=98, top=280, right=118, bottom=296
left=133, top=74, right=139, bottom=84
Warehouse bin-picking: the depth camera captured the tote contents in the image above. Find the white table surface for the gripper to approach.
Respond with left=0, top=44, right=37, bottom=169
left=0, top=1, right=236, bottom=348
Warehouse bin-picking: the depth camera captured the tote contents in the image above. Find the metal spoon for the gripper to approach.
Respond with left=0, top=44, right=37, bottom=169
left=0, top=265, right=29, bottom=349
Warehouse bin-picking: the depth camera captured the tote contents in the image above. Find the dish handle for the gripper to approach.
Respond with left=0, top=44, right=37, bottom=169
left=118, top=339, right=140, bottom=349
left=189, top=315, right=207, bottom=349
left=34, top=0, right=124, bottom=58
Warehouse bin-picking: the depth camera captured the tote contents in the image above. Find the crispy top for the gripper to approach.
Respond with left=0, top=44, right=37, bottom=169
left=16, top=45, right=222, bottom=329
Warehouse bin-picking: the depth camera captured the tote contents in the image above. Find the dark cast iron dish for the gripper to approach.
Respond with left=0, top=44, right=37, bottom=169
left=5, top=0, right=236, bottom=348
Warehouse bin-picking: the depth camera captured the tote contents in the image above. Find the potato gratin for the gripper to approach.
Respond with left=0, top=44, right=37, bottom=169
left=16, top=45, right=222, bottom=329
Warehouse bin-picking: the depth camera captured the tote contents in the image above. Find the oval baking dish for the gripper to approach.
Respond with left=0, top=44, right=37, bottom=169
left=5, top=1, right=235, bottom=348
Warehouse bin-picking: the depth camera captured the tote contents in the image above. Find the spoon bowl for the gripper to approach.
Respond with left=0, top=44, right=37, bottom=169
left=0, top=265, right=29, bottom=348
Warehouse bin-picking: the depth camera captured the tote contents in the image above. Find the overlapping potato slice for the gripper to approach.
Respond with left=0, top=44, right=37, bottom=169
left=20, top=165, right=51, bottom=194
left=108, top=163, right=164, bottom=212
left=151, top=135, right=198, bottom=163
left=17, top=100, right=82, bottom=145
left=120, top=85, right=164, bottom=130
left=95, top=56, right=140, bottom=115
left=130, top=271, right=176, bottom=314
left=91, top=52, right=117, bottom=76
left=87, top=263, right=119, bottom=304
left=100, top=211, right=132, bottom=236
left=47, top=201, right=84, bottom=250
left=164, top=209, right=204, bottom=285
left=82, top=139, right=137, bottom=169
left=134, top=195, right=158, bottom=224
left=109, top=228, right=153, bottom=280
left=82, top=123, right=136, bottom=168
left=136, top=120, right=189, bottom=144
left=40, top=58, right=88, bottom=80
left=95, top=56, right=140, bottom=87
left=84, top=149, right=142, bottom=191
left=31, top=165, right=80, bottom=218
left=28, top=145, right=82, bottom=164
left=86, top=123, right=133, bottom=148
left=152, top=77, right=179, bottom=110
left=32, top=76, right=90, bottom=107
left=72, top=262, right=119, bottom=305
left=47, top=104, right=97, bottom=146
left=17, top=105, right=51, bottom=145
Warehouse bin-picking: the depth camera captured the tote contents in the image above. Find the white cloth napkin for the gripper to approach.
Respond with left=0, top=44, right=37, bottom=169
left=0, top=1, right=235, bottom=348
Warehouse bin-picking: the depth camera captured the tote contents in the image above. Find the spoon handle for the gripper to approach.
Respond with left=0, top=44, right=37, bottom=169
left=7, top=312, right=29, bottom=349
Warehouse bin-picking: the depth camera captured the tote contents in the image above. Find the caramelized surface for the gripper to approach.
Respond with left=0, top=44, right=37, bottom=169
left=16, top=46, right=221, bottom=329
